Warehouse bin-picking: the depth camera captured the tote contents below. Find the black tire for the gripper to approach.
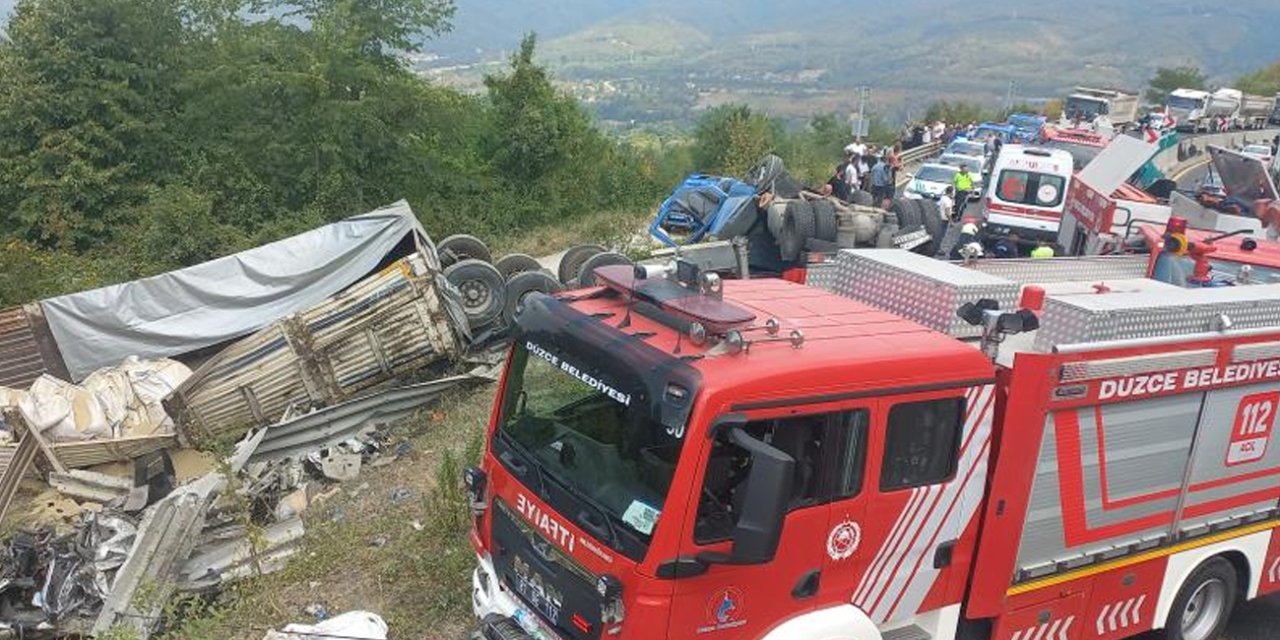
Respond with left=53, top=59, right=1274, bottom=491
left=494, top=253, right=542, bottom=281
left=779, top=200, right=816, bottom=261
left=812, top=199, right=839, bottom=242
left=503, top=271, right=563, bottom=326
left=557, top=244, right=605, bottom=285
left=438, top=234, right=492, bottom=268
left=444, top=259, right=506, bottom=330
left=851, top=190, right=874, bottom=207
left=918, top=200, right=943, bottom=243
left=576, top=251, right=633, bottom=287
left=893, top=198, right=922, bottom=230
left=1163, top=557, right=1238, bottom=640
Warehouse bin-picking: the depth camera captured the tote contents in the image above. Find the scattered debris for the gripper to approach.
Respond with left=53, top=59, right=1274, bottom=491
left=263, top=610, right=388, bottom=640
left=302, top=602, right=329, bottom=622
left=47, top=469, right=132, bottom=504
left=314, top=449, right=362, bottom=482
left=180, top=517, right=305, bottom=592
left=0, top=202, right=502, bottom=637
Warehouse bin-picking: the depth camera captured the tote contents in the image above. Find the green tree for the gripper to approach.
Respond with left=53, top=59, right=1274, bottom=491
left=481, top=34, right=612, bottom=228
left=1238, top=61, right=1280, bottom=96
left=0, top=0, right=185, bottom=250
left=924, top=100, right=994, bottom=126
left=1146, top=66, right=1207, bottom=104
left=692, top=104, right=779, bottom=175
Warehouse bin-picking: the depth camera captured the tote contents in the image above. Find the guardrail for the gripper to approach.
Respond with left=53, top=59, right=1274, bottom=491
left=896, top=140, right=946, bottom=187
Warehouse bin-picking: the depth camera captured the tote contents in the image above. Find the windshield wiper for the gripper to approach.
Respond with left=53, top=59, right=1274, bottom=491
left=536, top=466, right=626, bottom=549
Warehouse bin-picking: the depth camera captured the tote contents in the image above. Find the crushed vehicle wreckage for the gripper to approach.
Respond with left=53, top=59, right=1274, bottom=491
left=0, top=201, right=505, bottom=638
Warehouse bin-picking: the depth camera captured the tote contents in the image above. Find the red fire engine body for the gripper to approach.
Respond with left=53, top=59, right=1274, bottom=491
left=468, top=251, right=1280, bottom=640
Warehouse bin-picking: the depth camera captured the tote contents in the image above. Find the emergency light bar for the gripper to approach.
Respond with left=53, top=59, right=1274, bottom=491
left=592, top=263, right=756, bottom=335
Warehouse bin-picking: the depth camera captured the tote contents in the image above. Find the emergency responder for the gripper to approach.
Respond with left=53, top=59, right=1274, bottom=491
left=1030, top=241, right=1055, bottom=258
left=953, top=164, right=975, bottom=218
left=991, top=232, right=1019, bottom=258
left=949, top=221, right=983, bottom=261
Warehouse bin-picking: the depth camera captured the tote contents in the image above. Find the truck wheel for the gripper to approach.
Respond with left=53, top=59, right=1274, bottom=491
left=494, top=253, right=543, bottom=281
left=766, top=201, right=789, bottom=238
left=918, top=200, right=943, bottom=243
left=779, top=200, right=816, bottom=261
left=438, top=234, right=492, bottom=268
left=1163, top=558, right=1237, bottom=640
left=813, top=199, right=839, bottom=242
left=557, top=244, right=605, bottom=284
left=445, top=259, right=506, bottom=330
left=893, top=198, right=922, bottom=230
left=576, top=252, right=633, bottom=287
left=503, top=271, right=563, bottom=326
left=851, top=190, right=874, bottom=207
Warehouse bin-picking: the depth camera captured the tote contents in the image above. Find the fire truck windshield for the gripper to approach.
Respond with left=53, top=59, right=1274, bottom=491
left=497, top=341, right=685, bottom=551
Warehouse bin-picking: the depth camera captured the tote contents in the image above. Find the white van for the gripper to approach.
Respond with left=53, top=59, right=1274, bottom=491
left=979, top=145, right=1074, bottom=242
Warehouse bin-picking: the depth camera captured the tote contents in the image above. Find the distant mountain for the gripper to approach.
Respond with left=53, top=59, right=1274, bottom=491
left=427, top=0, right=1280, bottom=125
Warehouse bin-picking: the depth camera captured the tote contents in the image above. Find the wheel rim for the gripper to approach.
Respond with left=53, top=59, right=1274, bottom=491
left=1181, top=578, right=1227, bottom=640
left=459, top=280, right=493, bottom=313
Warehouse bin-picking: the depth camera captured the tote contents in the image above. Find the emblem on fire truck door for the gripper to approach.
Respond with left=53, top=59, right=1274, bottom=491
left=827, top=519, right=862, bottom=561
left=1226, top=391, right=1279, bottom=466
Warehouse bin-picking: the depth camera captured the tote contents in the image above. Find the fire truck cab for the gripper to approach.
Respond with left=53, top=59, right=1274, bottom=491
left=469, top=252, right=1280, bottom=640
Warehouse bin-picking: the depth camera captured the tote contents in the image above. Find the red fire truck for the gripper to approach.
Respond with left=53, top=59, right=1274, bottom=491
left=467, top=250, right=1280, bottom=640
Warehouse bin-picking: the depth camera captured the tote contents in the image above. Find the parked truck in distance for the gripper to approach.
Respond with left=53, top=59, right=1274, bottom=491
left=1241, top=93, right=1277, bottom=129
left=1271, top=92, right=1280, bottom=126
left=1168, top=88, right=1212, bottom=132
left=1062, top=86, right=1139, bottom=133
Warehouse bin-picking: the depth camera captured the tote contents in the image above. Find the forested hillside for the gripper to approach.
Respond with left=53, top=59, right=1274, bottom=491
left=0, top=0, right=685, bottom=305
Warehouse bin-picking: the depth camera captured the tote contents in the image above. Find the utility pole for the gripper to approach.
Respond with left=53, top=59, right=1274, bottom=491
left=1005, top=80, right=1015, bottom=115
left=855, top=86, right=871, bottom=141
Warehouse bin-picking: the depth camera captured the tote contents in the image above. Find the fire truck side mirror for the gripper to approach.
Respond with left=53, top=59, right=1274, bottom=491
left=722, top=425, right=795, bottom=566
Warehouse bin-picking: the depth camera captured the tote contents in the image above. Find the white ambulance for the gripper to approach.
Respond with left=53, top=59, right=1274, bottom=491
left=979, top=145, right=1075, bottom=244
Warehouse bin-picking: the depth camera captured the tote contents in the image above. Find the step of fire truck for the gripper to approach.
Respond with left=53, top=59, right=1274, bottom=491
left=881, top=623, right=932, bottom=640
left=815, top=249, right=1280, bottom=353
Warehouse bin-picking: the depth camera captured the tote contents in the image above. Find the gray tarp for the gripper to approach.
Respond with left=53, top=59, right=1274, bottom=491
left=42, top=201, right=443, bottom=381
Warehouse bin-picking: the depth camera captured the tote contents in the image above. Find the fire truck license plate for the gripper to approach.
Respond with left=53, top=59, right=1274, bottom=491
left=512, top=555, right=564, bottom=625
left=1226, top=391, right=1279, bottom=466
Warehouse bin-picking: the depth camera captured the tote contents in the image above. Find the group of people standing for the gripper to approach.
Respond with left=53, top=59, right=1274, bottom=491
left=831, top=140, right=902, bottom=208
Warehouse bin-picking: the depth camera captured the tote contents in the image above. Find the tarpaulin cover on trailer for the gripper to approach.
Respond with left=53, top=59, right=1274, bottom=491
left=41, top=201, right=439, bottom=381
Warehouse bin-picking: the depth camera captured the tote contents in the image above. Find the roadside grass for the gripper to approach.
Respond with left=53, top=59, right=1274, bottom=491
left=166, top=382, right=499, bottom=640
left=490, top=207, right=655, bottom=260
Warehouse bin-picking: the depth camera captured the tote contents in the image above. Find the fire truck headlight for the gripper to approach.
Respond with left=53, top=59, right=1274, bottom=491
left=597, top=574, right=622, bottom=600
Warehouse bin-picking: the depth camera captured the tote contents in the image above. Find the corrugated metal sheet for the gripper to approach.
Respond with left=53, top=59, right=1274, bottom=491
left=0, top=307, right=40, bottom=387
left=0, top=411, right=40, bottom=524
left=167, top=254, right=458, bottom=447
left=50, top=434, right=179, bottom=469
left=249, top=374, right=480, bottom=463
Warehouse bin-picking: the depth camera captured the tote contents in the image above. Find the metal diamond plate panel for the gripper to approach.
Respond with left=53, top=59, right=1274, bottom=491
left=804, top=261, right=839, bottom=292
left=827, top=250, right=1021, bottom=338
left=1060, top=349, right=1218, bottom=382
left=965, top=255, right=1149, bottom=285
left=1035, top=283, right=1280, bottom=351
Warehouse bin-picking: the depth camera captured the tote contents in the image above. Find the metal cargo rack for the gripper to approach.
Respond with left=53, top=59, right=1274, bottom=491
left=962, top=255, right=1149, bottom=285
left=819, top=250, right=1022, bottom=339
left=1035, top=283, right=1280, bottom=352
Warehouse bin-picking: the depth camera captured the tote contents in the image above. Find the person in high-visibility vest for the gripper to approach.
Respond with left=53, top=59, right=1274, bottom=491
left=1030, top=241, right=1055, bottom=258
left=953, top=165, right=975, bottom=218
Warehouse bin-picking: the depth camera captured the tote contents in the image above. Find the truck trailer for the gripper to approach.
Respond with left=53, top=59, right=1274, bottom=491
left=467, top=248, right=1280, bottom=640
left=1240, top=94, right=1277, bottom=130
left=1062, top=87, right=1140, bottom=133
